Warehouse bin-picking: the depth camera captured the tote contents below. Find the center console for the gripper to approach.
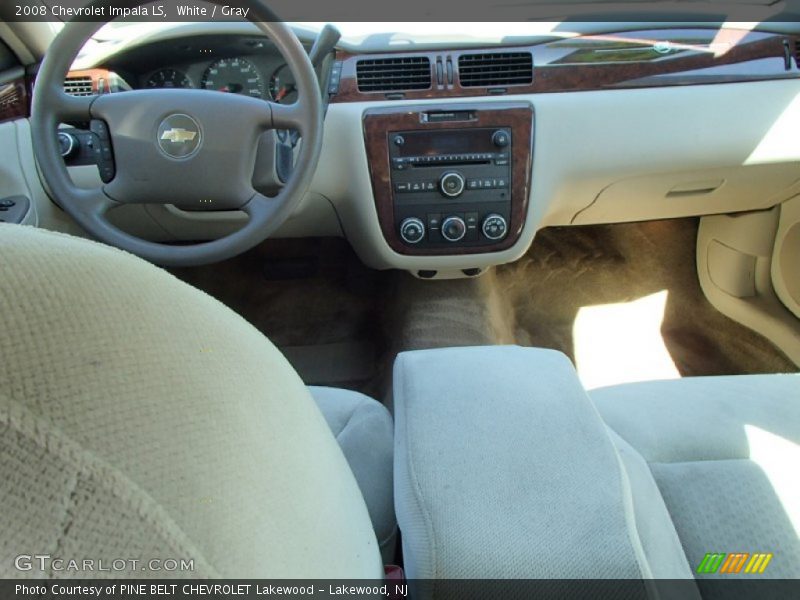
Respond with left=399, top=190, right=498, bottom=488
left=363, top=103, right=533, bottom=256
left=392, top=346, right=671, bottom=594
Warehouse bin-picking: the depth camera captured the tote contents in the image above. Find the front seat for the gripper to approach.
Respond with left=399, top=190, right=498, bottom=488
left=592, top=375, right=800, bottom=585
left=0, top=224, right=391, bottom=578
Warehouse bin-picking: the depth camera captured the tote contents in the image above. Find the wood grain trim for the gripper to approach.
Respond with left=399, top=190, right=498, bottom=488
left=534, top=33, right=789, bottom=92
left=0, top=76, right=29, bottom=123
left=363, top=102, right=533, bottom=256
left=332, top=31, right=796, bottom=103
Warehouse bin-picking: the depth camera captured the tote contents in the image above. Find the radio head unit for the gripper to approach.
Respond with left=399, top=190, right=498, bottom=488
left=389, top=127, right=512, bottom=247
left=362, top=102, right=534, bottom=257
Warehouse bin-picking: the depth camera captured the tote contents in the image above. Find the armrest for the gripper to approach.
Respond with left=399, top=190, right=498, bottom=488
left=393, top=346, right=648, bottom=586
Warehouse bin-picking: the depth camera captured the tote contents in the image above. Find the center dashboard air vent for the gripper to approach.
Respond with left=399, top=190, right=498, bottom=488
left=458, top=52, right=533, bottom=87
left=356, top=56, right=432, bottom=92
left=64, top=76, right=94, bottom=96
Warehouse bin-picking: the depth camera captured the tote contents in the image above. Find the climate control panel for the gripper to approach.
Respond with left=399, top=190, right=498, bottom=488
left=399, top=213, right=508, bottom=245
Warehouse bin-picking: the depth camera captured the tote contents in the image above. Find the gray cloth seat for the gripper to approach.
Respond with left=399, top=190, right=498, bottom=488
left=0, top=224, right=387, bottom=578
left=393, top=345, right=798, bottom=595
left=309, top=386, right=396, bottom=561
left=592, top=374, right=800, bottom=583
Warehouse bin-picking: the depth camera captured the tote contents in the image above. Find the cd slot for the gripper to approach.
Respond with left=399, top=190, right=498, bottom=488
left=410, top=159, right=490, bottom=167
left=392, top=152, right=505, bottom=171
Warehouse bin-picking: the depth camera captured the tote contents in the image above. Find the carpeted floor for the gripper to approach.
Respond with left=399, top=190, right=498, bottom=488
left=496, top=220, right=797, bottom=385
left=170, top=218, right=797, bottom=400
left=171, top=238, right=392, bottom=395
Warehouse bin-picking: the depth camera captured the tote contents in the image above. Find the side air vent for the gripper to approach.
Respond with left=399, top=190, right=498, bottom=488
left=64, top=76, right=94, bottom=96
left=356, top=56, right=431, bottom=92
left=458, top=52, right=533, bottom=87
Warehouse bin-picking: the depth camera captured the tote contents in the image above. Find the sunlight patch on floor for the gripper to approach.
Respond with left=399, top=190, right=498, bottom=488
left=573, top=290, right=680, bottom=390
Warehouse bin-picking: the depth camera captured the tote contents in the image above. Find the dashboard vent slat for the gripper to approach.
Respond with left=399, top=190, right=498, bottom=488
left=458, top=52, right=533, bottom=87
left=356, top=56, right=431, bottom=92
left=64, top=76, right=94, bottom=96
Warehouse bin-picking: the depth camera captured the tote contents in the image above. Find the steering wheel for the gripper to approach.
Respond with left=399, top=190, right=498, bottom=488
left=31, top=0, right=324, bottom=266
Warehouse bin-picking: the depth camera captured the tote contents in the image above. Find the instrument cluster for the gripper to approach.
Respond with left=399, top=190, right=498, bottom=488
left=140, top=55, right=298, bottom=104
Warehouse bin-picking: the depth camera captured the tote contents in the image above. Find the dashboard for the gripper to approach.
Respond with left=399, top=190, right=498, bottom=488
left=7, top=23, right=798, bottom=276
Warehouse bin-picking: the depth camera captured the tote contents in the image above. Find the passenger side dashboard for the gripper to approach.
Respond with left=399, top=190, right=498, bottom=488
left=330, top=28, right=799, bottom=103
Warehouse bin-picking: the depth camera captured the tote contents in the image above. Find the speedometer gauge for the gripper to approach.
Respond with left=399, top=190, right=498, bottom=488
left=201, top=58, right=264, bottom=98
left=146, top=69, right=192, bottom=89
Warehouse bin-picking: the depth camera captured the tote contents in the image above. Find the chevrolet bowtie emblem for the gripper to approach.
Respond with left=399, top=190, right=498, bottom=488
left=160, top=128, right=198, bottom=144
left=158, top=115, right=202, bottom=158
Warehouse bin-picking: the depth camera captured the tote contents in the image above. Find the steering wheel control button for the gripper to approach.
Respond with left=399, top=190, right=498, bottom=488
left=482, top=214, right=508, bottom=241
left=157, top=114, right=203, bottom=159
left=440, top=171, right=466, bottom=198
left=441, top=216, right=467, bottom=242
left=492, top=130, right=510, bottom=147
left=87, top=120, right=117, bottom=183
left=58, top=132, right=78, bottom=158
left=400, top=218, right=426, bottom=244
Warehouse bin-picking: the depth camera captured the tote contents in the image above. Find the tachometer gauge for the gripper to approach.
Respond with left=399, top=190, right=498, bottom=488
left=201, top=57, right=264, bottom=98
left=146, top=69, right=192, bottom=89
left=268, top=64, right=298, bottom=104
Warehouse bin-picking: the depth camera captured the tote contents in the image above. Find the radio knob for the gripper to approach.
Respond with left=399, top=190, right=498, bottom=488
left=439, top=171, right=465, bottom=198
left=441, top=216, right=467, bottom=242
left=399, top=217, right=426, bottom=244
left=492, top=130, right=510, bottom=147
left=482, top=214, right=508, bottom=241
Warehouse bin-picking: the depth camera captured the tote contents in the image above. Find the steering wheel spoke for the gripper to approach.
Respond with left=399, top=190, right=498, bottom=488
left=269, top=101, right=306, bottom=131
left=74, top=187, right=116, bottom=217
left=52, top=91, right=94, bottom=122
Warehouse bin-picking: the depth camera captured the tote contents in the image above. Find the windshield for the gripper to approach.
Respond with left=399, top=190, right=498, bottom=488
left=95, top=21, right=578, bottom=45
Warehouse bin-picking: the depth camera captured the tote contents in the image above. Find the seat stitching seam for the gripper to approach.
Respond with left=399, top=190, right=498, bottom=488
left=400, top=359, right=438, bottom=583
left=49, top=469, right=80, bottom=579
left=334, top=403, right=362, bottom=442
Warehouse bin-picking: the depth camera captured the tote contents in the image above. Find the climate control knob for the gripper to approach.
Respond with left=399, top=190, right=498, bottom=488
left=399, top=217, right=426, bottom=244
left=441, top=216, right=467, bottom=242
left=482, top=214, right=508, bottom=241
left=439, top=171, right=465, bottom=198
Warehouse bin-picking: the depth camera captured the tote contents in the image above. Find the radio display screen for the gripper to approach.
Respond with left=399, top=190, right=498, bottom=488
left=395, top=128, right=499, bottom=157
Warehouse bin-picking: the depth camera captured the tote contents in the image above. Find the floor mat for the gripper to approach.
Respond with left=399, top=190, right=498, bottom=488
left=388, top=219, right=796, bottom=389
left=170, top=219, right=796, bottom=399
left=170, top=238, right=390, bottom=396
left=500, top=219, right=797, bottom=386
